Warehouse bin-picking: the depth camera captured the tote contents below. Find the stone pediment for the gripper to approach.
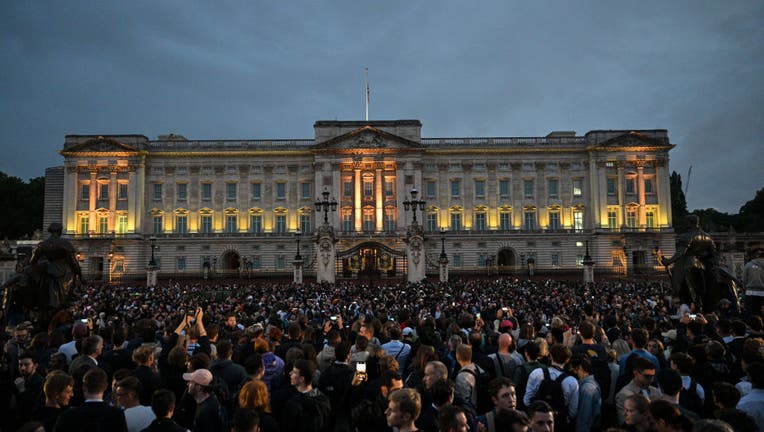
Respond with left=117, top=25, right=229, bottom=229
left=312, top=126, right=422, bottom=152
left=593, top=131, right=670, bottom=149
left=62, top=136, right=140, bottom=154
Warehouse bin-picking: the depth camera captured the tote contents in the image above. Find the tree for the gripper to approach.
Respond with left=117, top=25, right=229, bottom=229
left=738, top=187, right=764, bottom=232
left=0, top=172, right=44, bottom=239
left=670, top=171, right=689, bottom=232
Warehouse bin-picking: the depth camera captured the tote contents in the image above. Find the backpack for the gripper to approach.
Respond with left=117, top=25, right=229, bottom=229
left=679, top=379, right=704, bottom=416
left=533, top=367, right=571, bottom=427
left=514, top=362, right=544, bottom=410
left=488, top=352, right=517, bottom=379
left=589, top=357, right=612, bottom=401
left=298, top=388, right=332, bottom=432
left=458, top=366, right=493, bottom=414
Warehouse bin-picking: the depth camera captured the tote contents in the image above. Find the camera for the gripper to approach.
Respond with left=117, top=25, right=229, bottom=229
left=689, top=314, right=697, bottom=319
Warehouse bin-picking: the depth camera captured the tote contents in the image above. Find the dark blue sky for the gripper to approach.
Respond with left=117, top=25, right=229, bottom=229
left=1, top=1, right=761, bottom=213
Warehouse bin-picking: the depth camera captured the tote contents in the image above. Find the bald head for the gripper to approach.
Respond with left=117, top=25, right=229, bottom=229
left=498, top=333, right=512, bottom=352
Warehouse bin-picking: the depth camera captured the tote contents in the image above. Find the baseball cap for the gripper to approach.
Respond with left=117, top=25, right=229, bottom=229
left=402, top=327, right=414, bottom=337
left=500, top=319, right=514, bottom=330
left=183, top=369, right=213, bottom=386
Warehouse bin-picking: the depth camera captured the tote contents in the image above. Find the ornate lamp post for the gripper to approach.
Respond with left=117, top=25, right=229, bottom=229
left=148, top=236, right=157, bottom=268
left=583, top=240, right=595, bottom=283
left=146, top=236, right=159, bottom=287
left=107, top=248, right=114, bottom=284
left=403, top=188, right=426, bottom=225
left=295, top=229, right=302, bottom=260
left=293, top=228, right=304, bottom=284
left=314, top=189, right=338, bottom=225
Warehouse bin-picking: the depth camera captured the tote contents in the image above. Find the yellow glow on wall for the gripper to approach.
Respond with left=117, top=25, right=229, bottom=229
left=188, top=211, right=198, bottom=232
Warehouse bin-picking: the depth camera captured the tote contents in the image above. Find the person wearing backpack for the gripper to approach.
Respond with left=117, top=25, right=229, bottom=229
left=475, top=377, right=516, bottom=432
left=669, top=352, right=705, bottom=416
left=524, top=344, right=579, bottom=430
left=487, top=334, right=518, bottom=379
left=454, top=343, right=491, bottom=414
left=514, top=341, right=547, bottom=411
left=282, top=359, right=331, bottom=432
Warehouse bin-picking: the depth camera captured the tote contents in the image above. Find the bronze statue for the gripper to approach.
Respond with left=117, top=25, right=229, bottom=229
left=656, top=214, right=740, bottom=312
left=1, top=223, right=82, bottom=329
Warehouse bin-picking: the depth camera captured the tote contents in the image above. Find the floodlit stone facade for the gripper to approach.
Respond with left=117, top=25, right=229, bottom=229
left=47, top=120, right=676, bottom=282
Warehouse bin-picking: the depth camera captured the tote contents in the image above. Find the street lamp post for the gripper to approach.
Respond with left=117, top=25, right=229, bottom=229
left=583, top=240, right=595, bottom=283
left=295, top=229, right=302, bottom=260
left=149, top=236, right=157, bottom=268
left=107, top=248, right=114, bottom=284
left=314, top=189, right=338, bottom=225
left=293, top=228, right=304, bottom=284
left=403, top=188, right=426, bottom=225
left=147, top=236, right=159, bottom=287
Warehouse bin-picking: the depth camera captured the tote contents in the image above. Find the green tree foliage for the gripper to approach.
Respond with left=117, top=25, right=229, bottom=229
left=670, top=171, right=689, bottom=232
left=738, top=187, right=764, bottom=232
left=0, top=172, right=44, bottom=239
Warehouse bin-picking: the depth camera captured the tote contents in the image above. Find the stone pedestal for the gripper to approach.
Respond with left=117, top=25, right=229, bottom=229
left=405, top=224, right=426, bottom=283
left=438, top=255, right=449, bottom=283
left=316, top=224, right=337, bottom=284
left=146, top=267, right=158, bottom=287
left=293, top=258, right=304, bottom=284
left=583, top=241, right=595, bottom=284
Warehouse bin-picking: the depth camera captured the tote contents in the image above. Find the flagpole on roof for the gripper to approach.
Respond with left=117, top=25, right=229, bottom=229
left=365, top=67, right=370, bottom=122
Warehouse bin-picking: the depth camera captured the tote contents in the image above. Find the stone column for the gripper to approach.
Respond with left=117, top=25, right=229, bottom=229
left=439, top=254, right=449, bottom=283
left=637, top=161, right=646, bottom=229
left=89, top=171, right=97, bottom=232
left=375, top=164, right=383, bottom=232
left=616, top=162, right=625, bottom=227
left=354, top=165, right=362, bottom=232
left=109, top=170, right=118, bottom=231
left=405, top=224, right=426, bottom=283
left=583, top=241, right=595, bottom=283
left=293, top=257, right=303, bottom=284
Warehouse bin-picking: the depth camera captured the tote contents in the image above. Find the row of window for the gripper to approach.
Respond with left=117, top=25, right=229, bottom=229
left=423, top=178, right=585, bottom=199
left=150, top=182, right=314, bottom=201
left=607, top=209, right=656, bottom=229
left=80, top=183, right=129, bottom=201
left=79, top=214, right=129, bottom=234
left=606, top=177, right=655, bottom=195
left=151, top=214, right=313, bottom=234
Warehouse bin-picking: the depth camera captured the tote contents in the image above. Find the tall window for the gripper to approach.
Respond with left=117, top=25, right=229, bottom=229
left=363, top=213, right=374, bottom=232
left=300, top=214, right=312, bottom=233
left=80, top=184, right=90, bottom=201
left=646, top=211, right=655, bottom=228
left=275, top=215, right=286, bottom=233
left=385, top=181, right=395, bottom=197
left=363, top=181, right=373, bottom=198
left=116, top=215, right=127, bottom=234
left=450, top=180, right=461, bottom=198
left=524, top=209, right=536, bottom=230
left=523, top=179, right=534, bottom=198
left=98, top=216, right=108, bottom=234
left=99, top=184, right=109, bottom=200
left=251, top=256, right=261, bottom=269
left=452, top=254, right=462, bottom=267
left=276, top=183, right=286, bottom=199
left=474, top=212, right=487, bottom=231
left=226, top=183, right=237, bottom=200
left=177, top=257, right=186, bottom=271
left=384, top=210, right=396, bottom=232
left=548, top=179, right=559, bottom=197
left=276, top=256, right=286, bottom=269
left=201, top=215, right=212, bottom=233
left=177, top=183, right=187, bottom=201
left=152, top=216, right=162, bottom=234
left=551, top=253, right=560, bottom=267
left=644, top=179, right=654, bottom=194
left=425, top=181, right=436, bottom=198
left=301, top=182, right=312, bottom=199
left=426, top=213, right=438, bottom=232
left=451, top=212, right=462, bottom=231
left=251, top=183, right=261, bottom=200
left=499, top=211, right=511, bottom=230
left=153, top=183, right=162, bottom=200
left=474, top=180, right=485, bottom=198
left=118, top=183, right=128, bottom=200
left=573, top=209, right=584, bottom=231
left=625, top=178, right=635, bottom=194
left=608, top=210, right=618, bottom=229
left=572, top=179, right=583, bottom=196
left=225, top=215, right=237, bottom=233
left=626, top=210, right=637, bottom=228
left=549, top=211, right=560, bottom=230
left=499, top=180, right=510, bottom=198
left=80, top=215, right=89, bottom=234
left=202, top=183, right=212, bottom=200
left=607, top=178, right=617, bottom=195
left=176, top=216, right=188, bottom=234
left=343, top=180, right=353, bottom=197
left=342, top=213, right=353, bottom=233
left=250, top=214, right=262, bottom=233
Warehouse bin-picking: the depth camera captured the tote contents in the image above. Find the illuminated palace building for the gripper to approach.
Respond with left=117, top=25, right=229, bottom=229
left=45, top=120, right=676, bottom=282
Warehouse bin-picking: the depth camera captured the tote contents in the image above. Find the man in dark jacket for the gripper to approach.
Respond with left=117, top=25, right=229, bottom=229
left=210, top=339, right=247, bottom=394
left=282, top=359, right=331, bottom=432
left=318, top=341, right=355, bottom=432
left=141, top=389, right=188, bottom=432
left=184, top=368, right=227, bottom=432
left=54, top=367, right=127, bottom=432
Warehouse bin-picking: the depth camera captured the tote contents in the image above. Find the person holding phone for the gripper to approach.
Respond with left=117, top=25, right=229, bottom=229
left=318, top=341, right=355, bottom=432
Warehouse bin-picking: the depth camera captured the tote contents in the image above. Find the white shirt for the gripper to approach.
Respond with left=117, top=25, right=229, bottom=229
left=681, top=375, right=705, bottom=403
left=524, top=365, right=580, bottom=420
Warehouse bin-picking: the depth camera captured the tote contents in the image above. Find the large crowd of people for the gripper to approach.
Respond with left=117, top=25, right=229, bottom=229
left=3, top=273, right=764, bottom=432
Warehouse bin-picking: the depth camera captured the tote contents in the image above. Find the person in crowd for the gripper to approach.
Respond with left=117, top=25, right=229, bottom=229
left=649, top=399, right=694, bottom=432
left=210, top=339, right=247, bottom=395
left=237, top=380, right=278, bottom=432
left=454, top=343, right=486, bottom=410
left=14, top=350, right=46, bottom=427
left=141, top=389, right=188, bottom=432
left=622, top=394, right=652, bottom=432
left=114, top=376, right=155, bottom=432
left=317, top=340, right=355, bottom=432
left=744, top=247, right=764, bottom=317
left=385, top=388, right=421, bottom=432
left=32, top=371, right=74, bottom=432
left=182, top=368, right=226, bottom=432
left=132, top=345, right=162, bottom=406
left=615, top=356, right=661, bottom=424
left=711, top=382, right=758, bottom=431
left=488, top=333, right=518, bottom=380
left=526, top=401, right=555, bottom=432
left=381, top=325, right=411, bottom=375
left=619, top=328, right=660, bottom=375
left=514, top=340, right=546, bottom=411
left=569, top=353, right=601, bottom=432
left=54, top=367, right=127, bottom=432
left=281, top=359, right=331, bottom=432
left=475, top=377, right=516, bottom=432
left=438, top=404, right=469, bottom=432
left=736, top=361, right=764, bottom=431
left=523, top=344, right=579, bottom=428
left=656, top=369, right=700, bottom=421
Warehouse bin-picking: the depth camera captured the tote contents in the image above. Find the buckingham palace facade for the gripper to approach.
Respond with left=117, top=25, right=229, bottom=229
left=44, top=119, right=676, bottom=282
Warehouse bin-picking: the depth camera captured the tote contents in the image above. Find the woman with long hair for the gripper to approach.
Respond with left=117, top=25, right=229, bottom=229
left=238, top=380, right=279, bottom=432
